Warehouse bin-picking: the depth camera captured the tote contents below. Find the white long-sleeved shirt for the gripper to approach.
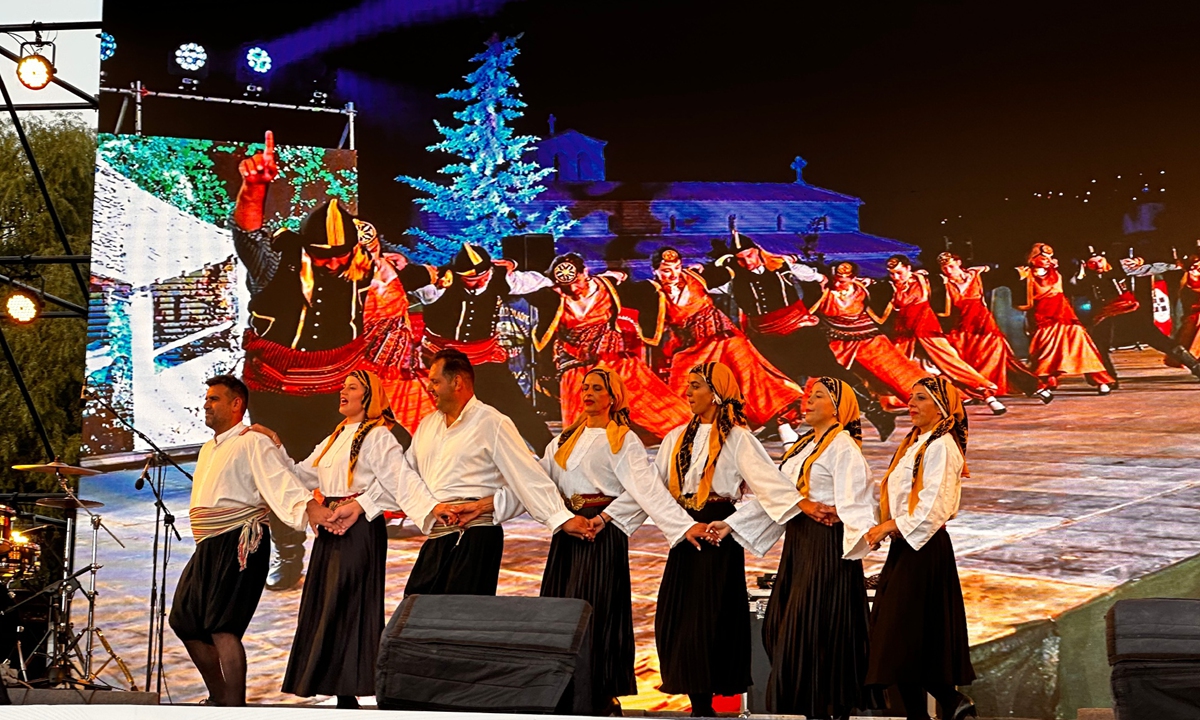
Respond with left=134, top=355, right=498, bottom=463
left=411, top=269, right=551, bottom=305
left=403, top=395, right=576, bottom=534
left=284, top=423, right=438, bottom=522
left=725, top=431, right=878, bottom=558
left=653, top=423, right=801, bottom=528
left=540, top=429, right=697, bottom=547
left=190, top=422, right=311, bottom=532
left=884, top=431, right=964, bottom=550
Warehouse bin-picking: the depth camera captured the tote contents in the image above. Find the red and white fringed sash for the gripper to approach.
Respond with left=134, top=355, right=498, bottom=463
left=189, top=505, right=270, bottom=571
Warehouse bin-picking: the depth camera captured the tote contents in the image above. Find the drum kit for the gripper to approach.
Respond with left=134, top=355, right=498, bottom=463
left=2, top=460, right=136, bottom=691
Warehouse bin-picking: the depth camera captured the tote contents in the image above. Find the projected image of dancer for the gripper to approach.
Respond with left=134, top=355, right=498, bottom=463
left=879, top=255, right=1007, bottom=415
left=232, top=131, right=377, bottom=591
left=652, top=362, right=803, bottom=718
left=710, top=377, right=881, bottom=719
left=539, top=366, right=710, bottom=715
left=810, top=262, right=926, bottom=405
left=620, top=247, right=806, bottom=432
left=865, top=376, right=976, bottom=720
left=409, top=243, right=555, bottom=450
left=1014, top=243, right=1113, bottom=393
left=401, top=349, right=593, bottom=596
left=936, top=253, right=1053, bottom=403
left=169, top=375, right=328, bottom=707
left=1071, top=249, right=1200, bottom=384
left=245, top=370, right=438, bottom=708
left=531, top=253, right=690, bottom=441
left=707, top=232, right=896, bottom=440
left=1167, top=253, right=1200, bottom=373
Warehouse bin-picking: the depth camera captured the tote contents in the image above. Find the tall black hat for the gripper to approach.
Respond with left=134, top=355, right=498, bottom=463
left=294, top=200, right=366, bottom=259
left=452, top=243, right=493, bottom=276
left=730, top=231, right=759, bottom=253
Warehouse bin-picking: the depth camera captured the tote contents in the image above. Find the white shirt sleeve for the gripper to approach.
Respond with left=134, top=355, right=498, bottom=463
left=732, top=430, right=803, bottom=524
left=607, top=435, right=697, bottom=546
left=277, top=439, right=322, bottom=491
left=724, top=498, right=786, bottom=557
left=505, top=269, right=553, bottom=295
left=359, top=428, right=439, bottom=523
left=786, top=261, right=823, bottom=283
left=491, top=416, right=576, bottom=532
left=893, top=436, right=963, bottom=551
left=401, top=448, right=443, bottom=535
left=412, top=284, right=445, bottom=305
left=244, top=434, right=313, bottom=532
left=827, top=438, right=879, bottom=560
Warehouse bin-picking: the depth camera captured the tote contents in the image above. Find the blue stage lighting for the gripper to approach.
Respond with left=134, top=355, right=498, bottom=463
left=174, top=43, right=207, bottom=72
left=99, top=32, right=116, bottom=61
left=246, top=46, right=272, bottom=74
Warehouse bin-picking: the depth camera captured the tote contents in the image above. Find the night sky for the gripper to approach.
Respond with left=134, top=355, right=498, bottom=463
left=99, top=0, right=1200, bottom=267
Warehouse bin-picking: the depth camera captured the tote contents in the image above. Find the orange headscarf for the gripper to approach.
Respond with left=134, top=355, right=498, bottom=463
left=669, top=362, right=747, bottom=510
left=779, top=377, right=861, bottom=498
left=313, top=369, right=396, bottom=483
left=554, top=365, right=632, bottom=468
left=879, top=376, right=968, bottom=518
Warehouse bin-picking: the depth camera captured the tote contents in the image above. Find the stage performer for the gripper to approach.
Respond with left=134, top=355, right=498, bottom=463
left=708, top=377, right=881, bottom=718
left=246, top=370, right=439, bottom=708
left=809, top=262, right=927, bottom=404
left=652, top=362, right=803, bottom=717
left=1071, top=249, right=1200, bottom=383
left=168, top=375, right=325, bottom=707
left=879, top=256, right=1007, bottom=415
left=864, top=376, right=976, bottom=720
left=708, top=232, right=897, bottom=441
left=539, top=366, right=710, bottom=715
left=394, top=348, right=593, bottom=596
left=530, top=253, right=690, bottom=440
left=936, top=253, right=1053, bottom=403
left=1013, top=243, right=1113, bottom=393
left=619, top=247, right=806, bottom=433
left=408, top=242, right=554, bottom=451
left=1167, top=253, right=1200, bottom=373
left=232, top=131, right=376, bottom=590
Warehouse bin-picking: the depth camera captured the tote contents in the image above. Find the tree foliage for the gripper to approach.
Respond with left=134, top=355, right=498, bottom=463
left=397, top=34, right=575, bottom=263
left=0, top=114, right=94, bottom=493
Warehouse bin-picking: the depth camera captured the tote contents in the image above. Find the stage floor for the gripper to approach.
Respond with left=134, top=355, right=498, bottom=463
left=47, top=349, right=1200, bottom=711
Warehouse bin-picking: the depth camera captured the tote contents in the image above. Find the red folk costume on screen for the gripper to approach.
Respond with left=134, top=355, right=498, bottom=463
left=1015, top=244, right=1113, bottom=386
left=810, top=265, right=926, bottom=402
left=880, top=267, right=999, bottom=400
left=938, top=263, right=1044, bottom=396
left=1167, top=258, right=1200, bottom=365
left=532, top=260, right=690, bottom=440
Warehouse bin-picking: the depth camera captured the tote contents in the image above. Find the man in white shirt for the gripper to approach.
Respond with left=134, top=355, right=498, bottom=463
left=168, top=375, right=329, bottom=706
left=395, top=349, right=594, bottom=596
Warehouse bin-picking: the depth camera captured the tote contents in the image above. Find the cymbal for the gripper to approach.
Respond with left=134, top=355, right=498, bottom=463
left=12, top=461, right=100, bottom=476
left=35, top=498, right=104, bottom=510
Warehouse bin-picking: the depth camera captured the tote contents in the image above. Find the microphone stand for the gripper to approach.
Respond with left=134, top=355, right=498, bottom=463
left=81, top=387, right=189, bottom=694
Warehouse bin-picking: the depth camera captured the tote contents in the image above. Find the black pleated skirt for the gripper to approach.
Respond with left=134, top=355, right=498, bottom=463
left=541, top=504, right=637, bottom=706
left=282, top=515, right=387, bottom=697
left=405, top=524, right=505, bottom=596
left=763, top=514, right=881, bottom=717
left=168, top=525, right=270, bottom=643
left=866, top=527, right=976, bottom=687
left=655, top=502, right=750, bottom=697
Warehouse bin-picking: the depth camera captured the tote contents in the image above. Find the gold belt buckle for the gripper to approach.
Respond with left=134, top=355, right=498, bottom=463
left=567, top=493, right=586, bottom=511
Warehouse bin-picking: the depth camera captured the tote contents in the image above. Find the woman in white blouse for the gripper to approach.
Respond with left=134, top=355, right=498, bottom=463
left=252, top=369, right=432, bottom=709
left=540, top=366, right=707, bottom=715
left=713, top=377, right=880, bottom=719
left=653, top=361, right=802, bottom=717
left=864, top=376, right=976, bottom=720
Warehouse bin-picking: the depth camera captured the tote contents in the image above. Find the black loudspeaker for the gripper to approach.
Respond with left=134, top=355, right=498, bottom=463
left=1106, top=598, right=1200, bottom=720
left=502, top=233, right=557, bottom=274
left=376, top=594, right=593, bottom=714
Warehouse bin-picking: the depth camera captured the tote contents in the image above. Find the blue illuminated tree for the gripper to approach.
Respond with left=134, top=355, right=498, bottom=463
left=398, top=34, right=574, bottom=262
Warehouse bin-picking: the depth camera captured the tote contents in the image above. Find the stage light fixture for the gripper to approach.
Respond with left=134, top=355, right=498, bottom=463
left=100, top=32, right=117, bottom=61
left=310, top=90, right=329, bottom=106
left=246, top=46, right=272, bottom=74
left=244, top=83, right=264, bottom=98
left=174, top=43, right=208, bottom=73
left=5, top=291, right=42, bottom=324
left=16, top=47, right=55, bottom=91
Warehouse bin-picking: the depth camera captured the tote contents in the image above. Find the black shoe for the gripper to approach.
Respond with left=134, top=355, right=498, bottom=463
left=337, top=695, right=360, bottom=709
left=1033, top=388, right=1054, bottom=404
left=867, top=409, right=896, bottom=442
left=265, top=556, right=303, bottom=591
left=949, top=692, right=977, bottom=720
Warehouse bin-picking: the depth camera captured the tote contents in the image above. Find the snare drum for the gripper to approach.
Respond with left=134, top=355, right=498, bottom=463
left=0, top=535, right=41, bottom=579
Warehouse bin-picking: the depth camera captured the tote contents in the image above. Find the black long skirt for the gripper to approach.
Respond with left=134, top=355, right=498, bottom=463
left=168, top=525, right=271, bottom=643
left=763, top=514, right=880, bottom=717
left=866, top=527, right=976, bottom=687
left=404, top=524, right=505, bottom=596
left=282, top=515, right=387, bottom=697
left=656, top=502, right=750, bottom=697
left=541, top=505, right=637, bottom=708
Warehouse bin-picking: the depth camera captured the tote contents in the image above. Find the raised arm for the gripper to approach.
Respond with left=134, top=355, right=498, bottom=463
left=491, top=416, right=577, bottom=533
